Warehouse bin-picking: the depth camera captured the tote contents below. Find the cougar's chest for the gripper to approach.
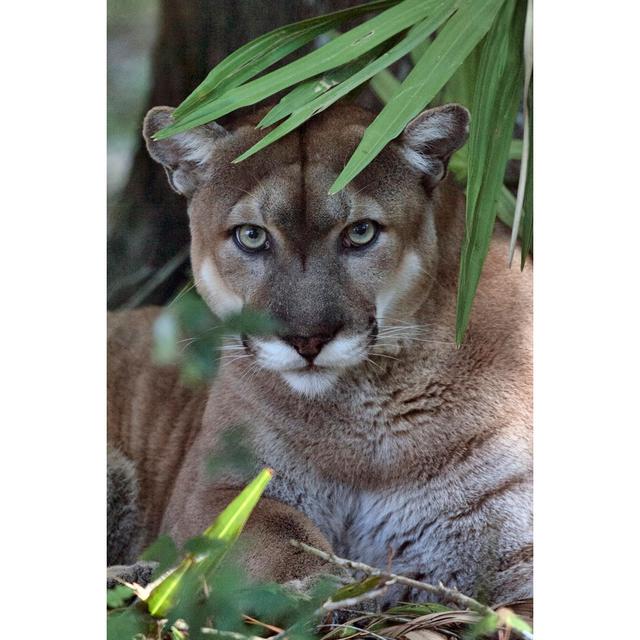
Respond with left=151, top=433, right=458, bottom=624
left=265, top=471, right=442, bottom=573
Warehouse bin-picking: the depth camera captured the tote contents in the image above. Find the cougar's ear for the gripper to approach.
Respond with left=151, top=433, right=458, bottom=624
left=143, top=106, right=229, bottom=197
left=400, top=103, right=470, bottom=186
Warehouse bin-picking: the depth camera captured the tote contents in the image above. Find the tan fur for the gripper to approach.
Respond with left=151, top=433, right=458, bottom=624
left=108, top=103, right=532, bottom=603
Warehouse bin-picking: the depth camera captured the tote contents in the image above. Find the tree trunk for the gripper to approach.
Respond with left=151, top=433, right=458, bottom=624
left=108, top=0, right=374, bottom=309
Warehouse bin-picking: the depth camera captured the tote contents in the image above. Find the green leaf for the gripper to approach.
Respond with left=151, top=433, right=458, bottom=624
left=509, top=138, right=523, bottom=161
left=505, top=610, right=533, bottom=634
left=170, top=625, right=187, bottom=640
left=107, top=608, right=148, bottom=640
left=153, top=291, right=277, bottom=385
left=435, top=44, right=480, bottom=183
left=385, top=601, right=452, bottom=615
left=436, top=37, right=482, bottom=109
left=141, top=534, right=179, bottom=576
left=203, top=467, right=273, bottom=541
left=156, top=0, right=441, bottom=139
left=145, top=560, right=193, bottom=619
left=173, top=0, right=401, bottom=121
left=455, top=0, right=526, bottom=344
left=152, top=310, right=180, bottom=365
left=329, top=575, right=383, bottom=602
left=464, top=612, right=499, bottom=639
left=259, top=51, right=380, bottom=128
left=520, top=83, right=533, bottom=270
left=207, top=424, right=258, bottom=479
left=145, top=468, right=273, bottom=617
left=106, top=584, right=134, bottom=609
left=369, top=68, right=402, bottom=103
left=329, top=0, right=508, bottom=194
left=222, top=308, right=281, bottom=335
left=233, top=7, right=456, bottom=164
left=496, top=184, right=516, bottom=228
left=409, top=32, right=430, bottom=66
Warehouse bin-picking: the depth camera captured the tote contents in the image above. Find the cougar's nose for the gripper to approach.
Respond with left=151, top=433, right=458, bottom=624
left=283, top=325, right=342, bottom=363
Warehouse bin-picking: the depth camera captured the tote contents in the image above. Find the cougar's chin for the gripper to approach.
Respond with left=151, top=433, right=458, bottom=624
left=281, top=369, right=339, bottom=397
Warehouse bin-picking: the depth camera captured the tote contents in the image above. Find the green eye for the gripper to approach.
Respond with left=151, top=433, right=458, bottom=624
left=344, top=219, right=379, bottom=248
left=234, top=224, right=269, bottom=252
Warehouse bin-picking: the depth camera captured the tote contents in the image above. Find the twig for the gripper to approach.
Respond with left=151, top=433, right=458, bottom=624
left=242, top=614, right=283, bottom=634
left=289, top=539, right=533, bottom=640
left=290, top=539, right=492, bottom=616
left=318, top=623, right=390, bottom=640
left=200, top=629, right=263, bottom=640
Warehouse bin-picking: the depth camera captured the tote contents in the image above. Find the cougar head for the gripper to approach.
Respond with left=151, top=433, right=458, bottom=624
left=144, top=103, right=468, bottom=396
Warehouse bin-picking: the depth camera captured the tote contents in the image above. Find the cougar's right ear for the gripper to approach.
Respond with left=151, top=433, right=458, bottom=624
left=143, top=106, right=229, bottom=197
left=400, top=103, right=470, bottom=187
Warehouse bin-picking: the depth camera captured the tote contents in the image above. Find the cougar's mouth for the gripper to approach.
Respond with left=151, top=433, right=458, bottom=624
left=235, top=318, right=383, bottom=396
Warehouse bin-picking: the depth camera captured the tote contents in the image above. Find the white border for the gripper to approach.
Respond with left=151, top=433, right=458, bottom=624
left=1, top=1, right=639, bottom=638
left=535, top=1, right=640, bottom=637
left=1, top=0, right=105, bottom=634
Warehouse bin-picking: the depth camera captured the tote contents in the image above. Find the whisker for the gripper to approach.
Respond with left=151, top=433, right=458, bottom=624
left=378, top=316, right=439, bottom=330
left=377, top=327, right=426, bottom=335
left=414, top=263, right=448, bottom=291
left=368, top=352, right=400, bottom=361
left=401, top=337, right=454, bottom=345
left=363, top=356, right=383, bottom=371
left=217, top=354, right=252, bottom=363
left=169, top=280, right=196, bottom=307
left=378, top=335, right=454, bottom=345
left=238, top=361, right=261, bottom=384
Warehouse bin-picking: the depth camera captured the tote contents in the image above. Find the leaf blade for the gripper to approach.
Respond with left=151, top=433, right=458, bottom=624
left=155, top=0, right=442, bottom=139
left=233, top=6, right=456, bottom=164
left=144, top=468, right=273, bottom=617
left=173, top=0, right=401, bottom=120
left=455, top=0, right=526, bottom=344
left=329, top=0, right=508, bottom=194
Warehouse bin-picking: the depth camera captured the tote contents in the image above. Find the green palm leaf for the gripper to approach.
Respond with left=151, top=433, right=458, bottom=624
left=329, top=0, right=507, bottom=194
left=155, top=0, right=439, bottom=140
left=233, top=6, right=456, bottom=164
left=257, top=48, right=382, bottom=129
left=455, top=0, right=526, bottom=344
left=173, top=0, right=401, bottom=121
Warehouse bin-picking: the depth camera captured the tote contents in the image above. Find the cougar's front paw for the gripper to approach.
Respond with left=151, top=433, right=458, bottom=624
left=107, top=560, right=158, bottom=589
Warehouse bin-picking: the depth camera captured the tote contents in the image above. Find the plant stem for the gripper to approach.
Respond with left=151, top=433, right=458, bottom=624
left=289, top=539, right=533, bottom=640
left=200, top=629, right=263, bottom=640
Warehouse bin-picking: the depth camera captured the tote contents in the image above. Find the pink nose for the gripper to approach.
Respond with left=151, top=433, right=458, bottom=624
left=284, top=332, right=336, bottom=362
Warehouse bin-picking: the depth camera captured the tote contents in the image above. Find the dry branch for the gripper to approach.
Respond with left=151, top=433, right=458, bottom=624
left=289, top=539, right=533, bottom=640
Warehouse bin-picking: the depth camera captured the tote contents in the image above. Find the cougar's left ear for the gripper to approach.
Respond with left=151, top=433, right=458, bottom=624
left=143, top=106, right=229, bottom=197
left=400, top=103, right=470, bottom=186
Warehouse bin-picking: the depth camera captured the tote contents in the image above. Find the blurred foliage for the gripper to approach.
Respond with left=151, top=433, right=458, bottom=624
left=152, top=288, right=278, bottom=385
left=107, top=469, right=338, bottom=640
left=207, top=424, right=258, bottom=480
left=107, top=468, right=532, bottom=640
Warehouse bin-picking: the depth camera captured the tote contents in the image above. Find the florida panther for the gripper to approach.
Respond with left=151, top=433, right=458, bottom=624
left=107, top=101, right=532, bottom=605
